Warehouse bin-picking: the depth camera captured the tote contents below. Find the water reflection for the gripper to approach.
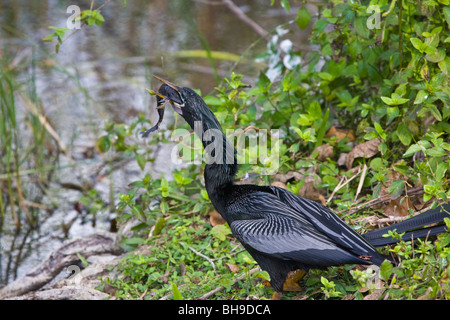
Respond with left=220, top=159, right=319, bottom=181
left=0, top=0, right=298, bottom=285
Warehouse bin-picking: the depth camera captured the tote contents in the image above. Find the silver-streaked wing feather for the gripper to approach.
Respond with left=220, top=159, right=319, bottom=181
left=227, top=188, right=379, bottom=265
left=230, top=214, right=367, bottom=266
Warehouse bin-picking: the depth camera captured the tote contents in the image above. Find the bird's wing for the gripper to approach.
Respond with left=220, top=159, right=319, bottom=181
left=228, top=191, right=374, bottom=266
left=230, top=214, right=366, bottom=267
left=268, top=186, right=377, bottom=256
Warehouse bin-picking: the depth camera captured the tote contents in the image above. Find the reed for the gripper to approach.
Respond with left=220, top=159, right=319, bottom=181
left=0, top=48, right=54, bottom=230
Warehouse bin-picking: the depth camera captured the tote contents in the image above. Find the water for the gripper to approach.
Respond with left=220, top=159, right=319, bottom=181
left=0, top=0, right=300, bottom=285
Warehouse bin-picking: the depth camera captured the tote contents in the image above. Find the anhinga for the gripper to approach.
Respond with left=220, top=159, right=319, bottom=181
left=142, top=75, right=449, bottom=299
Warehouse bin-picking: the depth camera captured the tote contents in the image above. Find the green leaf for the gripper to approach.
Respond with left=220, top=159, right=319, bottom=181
left=135, top=153, right=145, bottom=171
left=354, top=16, right=370, bottom=39
left=211, top=224, right=231, bottom=241
left=94, top=12, right=105, bottom=26
left=426, top=146, right=447, bottom=157
left=313, top=19, right=329, bottom=33
left=171, top=282, right=183, bottom=300
left=396, top=123, right=413, bottom=146
left=253, top=270, right=271, bottom=281
left=280, top=0, right=290, bottom=12
left=308, top=101, right=322, bottom=120
left=318, top=72, right=334, bottom=81
left=425, top=47, right=446, bottom=63
left=428, top=104, right=442, bottom=121
left=379, top=260, right=393, bottom=281
left=153, top=216, right=166, bottom=236
left=121, top=237, right=146, bottom=245
left=374, top=122, right=386, bottom=140
left=160, top=178, right=169, bottom=197
left=382, top=93, right=409, bottom=106
left=435, top=163, right=447, bottom=180
left=410, top=37, right=425, bottom=52
left=387, top=180, right=404, bottom=199
left=76, top=253, right=89, bottom=268
left=203, top=96, right=223, bottom=106
left=132, top=205, right=146, bottom=222
left=297, top=7, right=311, bottom=30
left=386, top=106, right=399, bottom=124
left=414, top=90, right=428, bottom=104
left=380, top=96, right=394, bottom=105
left=97, top=135, right=111, bottom=153
left=444, top=6, right=450, bottom=26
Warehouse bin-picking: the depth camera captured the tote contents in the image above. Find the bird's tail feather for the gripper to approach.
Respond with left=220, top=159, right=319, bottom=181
left=363, top=203, right=450, bottom=247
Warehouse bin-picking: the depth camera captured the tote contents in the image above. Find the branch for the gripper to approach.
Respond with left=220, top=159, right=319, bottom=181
left=197, top=267, right=260, bottom=300
left=221, top=0, right=268, bottom=37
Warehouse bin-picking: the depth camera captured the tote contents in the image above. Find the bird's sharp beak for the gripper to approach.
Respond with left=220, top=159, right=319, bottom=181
left=151, top=74, right=185, bottom=109
left=152, top=74, right=180, bottom=93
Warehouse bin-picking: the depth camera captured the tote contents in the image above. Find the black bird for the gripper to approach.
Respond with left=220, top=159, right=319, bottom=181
left=143, top=76, right=449, bottom=298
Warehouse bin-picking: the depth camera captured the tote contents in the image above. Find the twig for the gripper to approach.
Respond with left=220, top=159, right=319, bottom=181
left=198, top=267, right=260, bottom=300
left=354, top=164, right=367, bottom=202
left=326, top=166, right=361, bottom=204
left=222, top=0, right=268, bottom=37
left=186, top=245, right=216, bottom=273
left=19, top=93, right=74, bottom=164
left=339, top=186, right=426, bottom=217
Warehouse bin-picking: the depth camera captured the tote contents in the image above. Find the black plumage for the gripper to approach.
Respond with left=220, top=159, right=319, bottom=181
left=143, top=77, right=449, bottom=295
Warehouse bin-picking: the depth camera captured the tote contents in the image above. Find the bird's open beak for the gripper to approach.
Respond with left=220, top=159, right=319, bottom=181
left=149, top=75, right=184, bottom=115
left=152, top=74, right=179, bottom=93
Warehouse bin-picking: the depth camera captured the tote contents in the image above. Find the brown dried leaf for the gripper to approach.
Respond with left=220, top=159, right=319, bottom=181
left=312, top=144, right=334, bottom=161
left=325, top=126, right=355, bottom=141
left=385, top=196, right=413, bottom=217
left=298, top=176, right=326, bottom=205
left=224, top=263, right=240, bottom=273
left=346, top=138, right=381, bottom=169
left=209, top=209, right=226, bottom=226
left=272, top=171, right=304, bottom=183
left=271, top=181, right=288, bottom=189
left=375, top=182, right=412, bottom=217
left=363, top=288, right=386, bottom=300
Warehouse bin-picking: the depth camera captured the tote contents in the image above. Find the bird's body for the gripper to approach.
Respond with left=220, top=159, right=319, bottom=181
left=143, top=77, right=449, bottom=296
left=208, top=183, right=387, bottom=291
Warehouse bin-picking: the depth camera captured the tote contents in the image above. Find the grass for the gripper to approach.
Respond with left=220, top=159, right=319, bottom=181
left=101, top=206, right=450, bottom=300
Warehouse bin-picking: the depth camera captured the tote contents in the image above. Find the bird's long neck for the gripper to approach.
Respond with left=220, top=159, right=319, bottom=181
left=189, top=113, right=237, bottom=212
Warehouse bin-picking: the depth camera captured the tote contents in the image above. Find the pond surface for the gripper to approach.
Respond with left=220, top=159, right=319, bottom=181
left=0, top=0, right=303, bottom=285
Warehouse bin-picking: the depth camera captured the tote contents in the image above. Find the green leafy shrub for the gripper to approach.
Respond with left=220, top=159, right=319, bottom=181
left=97, top=0, right=449, bottom=300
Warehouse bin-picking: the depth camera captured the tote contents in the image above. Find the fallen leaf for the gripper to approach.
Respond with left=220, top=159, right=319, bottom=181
left=271, top=181, right=288, bottom=189
left=312, top=144, right=334, bottom=161
left=209, top=209, right=226, bottom=226
left=224, top=263, right=240, bottom=273
left=363, top=288, right=386, bottom=300
left=346, top=138, right=380, bottom=169
left=298, top=175, right=326, bottom=205
left=325, top=126, right=355, bottom=141
left=161, top=268, right=170, bottom=283
left=272, top=171, right=304, bottom=183
left=337, top=153, right=348, bottom=167
left=384, top=196, right=412, bottom=217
